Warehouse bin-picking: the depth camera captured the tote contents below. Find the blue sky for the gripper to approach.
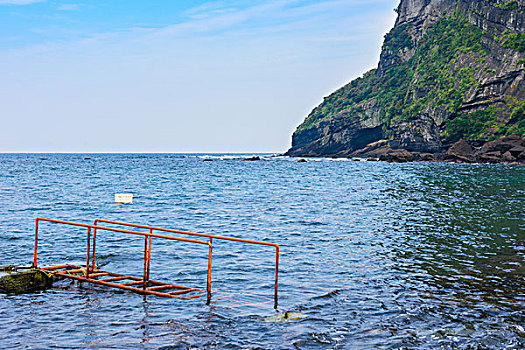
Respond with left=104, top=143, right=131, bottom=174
left=0, top=0, right=398, bottom=152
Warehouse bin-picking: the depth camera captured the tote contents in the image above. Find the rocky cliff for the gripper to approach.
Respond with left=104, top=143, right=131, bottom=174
left=286, top=0, right=525, bottom=162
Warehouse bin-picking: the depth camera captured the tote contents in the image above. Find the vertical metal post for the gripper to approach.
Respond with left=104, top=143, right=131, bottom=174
left=207, top=238, right=213, bottom=305
left=92, top=226, right=97, bottom=272
left=33, top=218, right=39, bottom=267
left=86, top=227, right=91, bottom=278
left=146, top=229, right=152, bottom=281
left=143, top=234, right=149, bottom=290
left=274, top=245, right=279, bottom=309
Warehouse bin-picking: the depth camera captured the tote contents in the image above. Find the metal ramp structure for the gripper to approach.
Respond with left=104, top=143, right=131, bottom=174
left=42, top=264, right=204, bottom=299
left=33, top=218, right=279, bottom=307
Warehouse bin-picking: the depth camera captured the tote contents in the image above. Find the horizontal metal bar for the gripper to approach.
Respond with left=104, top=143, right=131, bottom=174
left=98, top=276, right=134, bottom=282
left=121, top=280, right=145, bottom=286
left=42, top=264, right=77, bottom=271
left=88, top=272, right=110, bottom=278
left=147, top=285, right=175, bottom=291
left=95, top=218, right=278, bottom=248
left=147, top=283, right=196, bottom=291
left=36, top=218, right=211, bottom=246
left=168, top=288, right=201, bottom=295
left=62, top=268, right=85, bottom=274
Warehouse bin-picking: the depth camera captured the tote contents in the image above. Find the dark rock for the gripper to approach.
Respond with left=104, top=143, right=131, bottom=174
left=470, top=134, right=525, bottom=163
left=447, top=139, right=473, bottom=158
left=296, top=159, right=307, bottom=163
left=453, top=155, right=474, bottom=163
left=243, top=156, right=261, bottom=161
left=352, top=140, right=391, bottom=157
left=418, top=153, right=436, bottom=161
left=0, top=269, right=53, bottom=294
left=509, top=146, right=525, bottom=158
left=476, top=136, right=524, bottom=155
left=502, top=151, right=517, bottom=162
left=203, top=159, right=213, bottom=162
left=379, top=149, right=415, bottom=163
left=366, top=158, right=379, bottom=161
left=477, top=151, right=503, bottom=163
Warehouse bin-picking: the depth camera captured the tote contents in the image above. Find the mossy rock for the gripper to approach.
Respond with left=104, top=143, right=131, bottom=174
left=0, top=269, right=53, bottom=294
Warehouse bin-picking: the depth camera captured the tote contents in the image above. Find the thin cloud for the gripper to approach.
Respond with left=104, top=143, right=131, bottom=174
left=0, top=0, right=45, bottom=4
left=57, top=3, right=79, bottom=11
left=151, top=0, right=392, bottom=38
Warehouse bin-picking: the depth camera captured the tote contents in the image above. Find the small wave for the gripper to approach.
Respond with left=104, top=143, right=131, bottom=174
left=313, top=289, right=342, bottom=299
left=194, top=155, right=257, bottom=160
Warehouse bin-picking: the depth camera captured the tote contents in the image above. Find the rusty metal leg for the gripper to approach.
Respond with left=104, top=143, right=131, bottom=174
left=86, top=227, right=91, bottom=278
left=92, top=227, right=97, bottom=272
left=274, top=246, right=279, bottom=309
left=33, top=218, right=39, bottom=267
left=207, top=238, right=213, bottom=305
left=143, top=235, right=149, bottom=290
left=146, top=232, right=152, bottom=281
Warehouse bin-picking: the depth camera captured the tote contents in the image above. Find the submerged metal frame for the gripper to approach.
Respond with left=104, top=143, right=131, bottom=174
left=32, top=217, right=279, bottom=307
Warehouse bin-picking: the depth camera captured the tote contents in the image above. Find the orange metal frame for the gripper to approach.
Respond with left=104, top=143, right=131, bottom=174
left=32, top=217, right=279, bottom=307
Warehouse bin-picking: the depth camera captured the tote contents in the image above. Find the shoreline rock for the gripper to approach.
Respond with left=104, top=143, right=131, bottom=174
left=287, top=134, right=525, bottom=164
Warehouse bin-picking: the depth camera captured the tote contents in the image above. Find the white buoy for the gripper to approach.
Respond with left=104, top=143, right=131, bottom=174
left=115, top=193, right=133, bottom=204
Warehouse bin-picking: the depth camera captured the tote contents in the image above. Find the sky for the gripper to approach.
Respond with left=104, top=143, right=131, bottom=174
left=0, top=0, right=399, bottom=153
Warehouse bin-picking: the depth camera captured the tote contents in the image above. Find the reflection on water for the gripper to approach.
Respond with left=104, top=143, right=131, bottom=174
left=0, top=154, right=523, bottom=349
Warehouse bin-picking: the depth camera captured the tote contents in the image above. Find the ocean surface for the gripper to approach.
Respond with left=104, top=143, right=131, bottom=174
left=0, top=153, right=523, bottom=349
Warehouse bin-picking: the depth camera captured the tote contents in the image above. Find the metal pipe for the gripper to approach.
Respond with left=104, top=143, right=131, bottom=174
left=147, top=230, right=152, bottom=282
left=92, top=226, right=97, bottom=272
left=86, top=227, right=91, bottom=277
left=143, top=235, right=148, bottom=290
left=274, top=245, right=279, bottom=309
left=33, top=218, right=39, bottom=267
left=207, top=237, right=213, bottom=305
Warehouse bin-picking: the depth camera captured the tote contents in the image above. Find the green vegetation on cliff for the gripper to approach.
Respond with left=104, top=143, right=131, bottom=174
left=296, top=8, right=525, bottom=142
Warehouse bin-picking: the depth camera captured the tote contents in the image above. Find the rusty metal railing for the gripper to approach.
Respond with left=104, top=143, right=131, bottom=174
left=33, top=218, right=211, bottom=300
left=94, top=219, right=279, bottom=307
left=32, top=217, right=279, bottom=307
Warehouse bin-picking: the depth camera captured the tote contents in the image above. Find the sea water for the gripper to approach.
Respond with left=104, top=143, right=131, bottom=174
left=0, top=154, right=523, bottom=349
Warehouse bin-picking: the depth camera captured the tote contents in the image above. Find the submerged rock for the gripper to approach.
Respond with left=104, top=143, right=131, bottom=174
left=0, top=268, right=53, bottom=294
left=243, top=156, right=261, bottom=161
left=263, top=311, right=308, bottom=322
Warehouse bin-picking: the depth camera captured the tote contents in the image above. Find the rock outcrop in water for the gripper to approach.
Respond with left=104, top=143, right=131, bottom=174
left=0, top=268, right=53, bottom=294
left=286, top=0, right=525, bottom=163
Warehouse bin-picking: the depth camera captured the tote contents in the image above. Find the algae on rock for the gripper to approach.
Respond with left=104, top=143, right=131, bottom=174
left=0, top=268, right=53, bottom=294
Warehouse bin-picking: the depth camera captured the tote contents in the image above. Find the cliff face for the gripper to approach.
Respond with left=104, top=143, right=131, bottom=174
left=286, top=0, right=525, bottom=158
